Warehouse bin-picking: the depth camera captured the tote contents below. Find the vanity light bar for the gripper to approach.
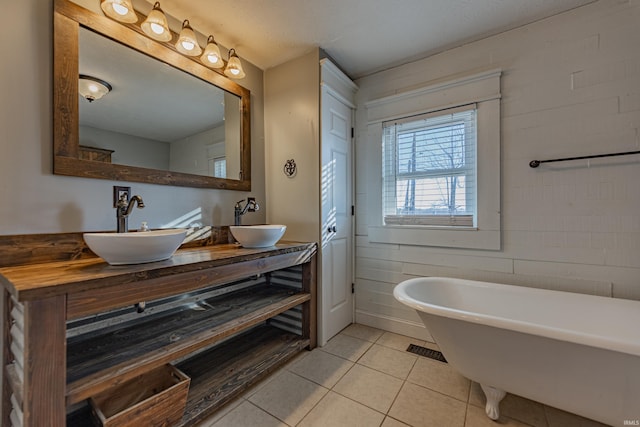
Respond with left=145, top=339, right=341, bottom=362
left=224, top=49, right=246, bottom=79
left=99, top=0, right=245, bottom=79
left=201, top=35, right=224, bottom=69
left=176, top=20, right=202, bottom=56
left=140, top=2, right=171, bottom=42
left=100, top=0, right=137, bottom=23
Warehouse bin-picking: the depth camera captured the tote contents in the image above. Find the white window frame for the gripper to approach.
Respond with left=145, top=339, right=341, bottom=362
left=365, top=69, right=501, bottom=250
left=383, top=105, right=477, bottom=228
left=212, top=156, right=227, bottom=178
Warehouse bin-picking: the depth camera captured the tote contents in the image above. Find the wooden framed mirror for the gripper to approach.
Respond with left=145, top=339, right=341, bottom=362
left=53, top=0, right=251, bottom=190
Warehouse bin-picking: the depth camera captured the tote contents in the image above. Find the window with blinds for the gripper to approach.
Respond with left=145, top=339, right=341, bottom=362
left=212, top=157, right=226, bottom=178
left=382, top=105, right=476, bottom=227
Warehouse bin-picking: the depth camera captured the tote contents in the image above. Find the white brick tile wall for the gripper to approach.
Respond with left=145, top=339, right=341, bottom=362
left=401, top=262, right=612, bottom=297
left=353, top=0, right=640, bottom=340
left=572, top=58, right=640, bottom=89
left=620, top=93, right=640, bottom=112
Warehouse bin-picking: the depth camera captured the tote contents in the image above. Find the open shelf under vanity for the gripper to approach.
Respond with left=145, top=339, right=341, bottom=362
left=0, top=237, right=317, bottom=427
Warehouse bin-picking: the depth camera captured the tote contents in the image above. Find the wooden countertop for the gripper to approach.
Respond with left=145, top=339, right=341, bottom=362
left=0, top=241, right=316, bottom=302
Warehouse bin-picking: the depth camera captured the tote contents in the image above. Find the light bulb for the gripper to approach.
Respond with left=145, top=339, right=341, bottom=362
left=112, top=3, right=129, bottom=15
left=181, top=40, right=195, bottom=51
left=150, top=22, right=164, bottom=35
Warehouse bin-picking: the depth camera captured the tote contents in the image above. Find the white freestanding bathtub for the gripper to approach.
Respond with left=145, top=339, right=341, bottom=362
left=393, top=277, right=640, bottom=426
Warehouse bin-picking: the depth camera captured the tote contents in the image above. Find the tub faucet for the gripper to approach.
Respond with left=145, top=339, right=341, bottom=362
left=234, top=197, right=259, bottom=226
left=116, top=194, right=145, bottom=233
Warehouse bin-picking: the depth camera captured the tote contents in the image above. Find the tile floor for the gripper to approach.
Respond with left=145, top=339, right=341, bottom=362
left=198, top=324, right=610, bottom=427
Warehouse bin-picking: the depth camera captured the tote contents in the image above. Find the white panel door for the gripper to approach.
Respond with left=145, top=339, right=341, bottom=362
left=320, top=88, right=353, bottom=344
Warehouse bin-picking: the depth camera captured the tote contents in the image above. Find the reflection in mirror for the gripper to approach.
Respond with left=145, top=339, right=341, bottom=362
left=78, top=28, right=241, bottom=180
left=53, top=0, right=250, bottom=190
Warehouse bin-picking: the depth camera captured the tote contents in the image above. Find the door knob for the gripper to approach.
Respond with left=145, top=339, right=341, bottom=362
left=327, top=225, right=337, bottom=233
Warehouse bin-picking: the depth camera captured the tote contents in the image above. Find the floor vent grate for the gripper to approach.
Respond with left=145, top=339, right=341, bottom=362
left=406, top=344, right=447, bottom=363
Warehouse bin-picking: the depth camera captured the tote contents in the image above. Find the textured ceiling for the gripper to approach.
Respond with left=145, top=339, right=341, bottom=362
left=147, top=0, right=596, bottom=78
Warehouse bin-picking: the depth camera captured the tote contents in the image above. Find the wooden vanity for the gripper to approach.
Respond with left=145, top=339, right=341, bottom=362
left=0, top=231, right=316, bottom=426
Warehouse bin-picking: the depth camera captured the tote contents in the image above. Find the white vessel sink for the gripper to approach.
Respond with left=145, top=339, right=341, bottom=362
left=230, top=225, right=286, bottom=248
left=83, top=229, right=187, bottom=265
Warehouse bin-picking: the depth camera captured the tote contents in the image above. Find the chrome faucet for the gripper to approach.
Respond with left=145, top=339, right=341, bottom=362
left=116, top=194, right=145, bottom=233
left=234, top=197, right=259, bottom=226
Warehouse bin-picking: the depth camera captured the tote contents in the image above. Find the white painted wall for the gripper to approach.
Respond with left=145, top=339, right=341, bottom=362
left=170, top=125, right=224, bottom=176
left=354, top=0, right=640, bottom=340
left=0, top=0, right=265, bottom=235
left=81, top=125, right=171, bottom=170
left=264, top=49, right=321, bottom=243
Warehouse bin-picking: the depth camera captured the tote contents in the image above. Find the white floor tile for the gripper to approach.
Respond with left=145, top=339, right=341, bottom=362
left=341, top=323, right=385, bottom=342
left=298, top=391, right=385, bottom=427
left=407, top=357, right=470, bottom=401
left=248, top=370, right=328, bottom=425
left=465, top=404, right=532, bottom=427
left=375, top=331, right=426, bottom=352
left=209, top=401, right=287, bottom=427
left=381, top=417, right=412, bottom=427
left=196, top=324, right=605, bottom=427
left=320, top=333, right=373, bottom=362
left=287, top=348, right=354, bottom=388
left=388, top=382, right=466, bottom=427
left=358, top=344, right=418, bottom=379
left=333, top=363, right=403, bottom=413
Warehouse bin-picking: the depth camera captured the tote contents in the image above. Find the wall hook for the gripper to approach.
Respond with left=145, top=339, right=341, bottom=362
left=284, top=159, right=297, bottom=177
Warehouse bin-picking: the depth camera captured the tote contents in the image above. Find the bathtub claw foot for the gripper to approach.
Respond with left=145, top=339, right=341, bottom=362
left=480, top=384, right=506, bottom=421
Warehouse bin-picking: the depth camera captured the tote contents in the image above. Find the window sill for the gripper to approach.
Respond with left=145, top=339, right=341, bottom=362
left=368, top=225, right=500, bottom=250
left=383, top=224, right=478, bottom=231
